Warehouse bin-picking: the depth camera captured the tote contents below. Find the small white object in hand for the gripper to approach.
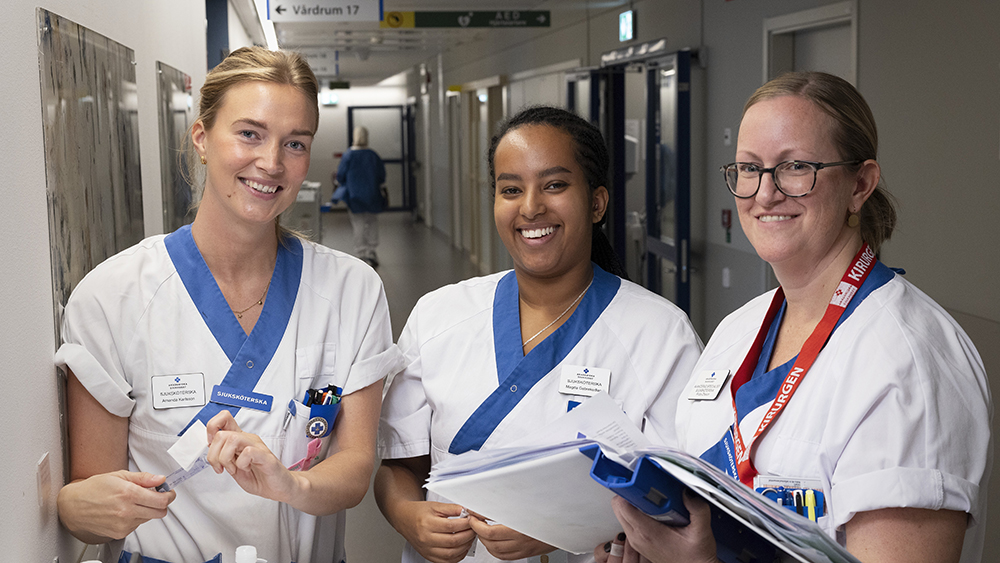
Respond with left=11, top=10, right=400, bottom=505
left=167, top=420, right=209, bottom=471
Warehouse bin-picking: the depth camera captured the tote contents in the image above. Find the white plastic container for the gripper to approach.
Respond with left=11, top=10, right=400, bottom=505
left=235, top=545, right=267, bottom=563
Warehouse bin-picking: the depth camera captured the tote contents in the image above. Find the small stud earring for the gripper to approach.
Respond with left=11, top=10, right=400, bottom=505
left=847, top=210, right=860, bottom=228
left=200, top=155, right=207, bottom=165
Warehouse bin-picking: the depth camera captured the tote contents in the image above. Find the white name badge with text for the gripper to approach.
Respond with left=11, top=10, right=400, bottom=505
left=687, top=369, right=730, bottom=401
left=559, top=365, right=611, bottom=397
left=151, top=373, right=207, bottom=409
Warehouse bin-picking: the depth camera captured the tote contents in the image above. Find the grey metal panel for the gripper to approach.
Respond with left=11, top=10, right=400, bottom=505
left=156, top=62, right=196, bottom=233
left=37, top=9, right=144, bottom=343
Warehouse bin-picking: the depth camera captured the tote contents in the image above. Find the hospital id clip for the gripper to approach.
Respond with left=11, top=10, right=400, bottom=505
left=288, top=438, right=323, bottom=471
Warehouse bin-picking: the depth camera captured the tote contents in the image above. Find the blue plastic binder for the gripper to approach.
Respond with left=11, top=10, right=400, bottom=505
left=582, top=444, right=690, bottom=526
left=582, top=445, right=779, bottom=563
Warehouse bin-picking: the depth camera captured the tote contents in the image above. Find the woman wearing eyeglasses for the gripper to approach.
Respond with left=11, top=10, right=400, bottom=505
left=597, top=72, right=991, bottom=563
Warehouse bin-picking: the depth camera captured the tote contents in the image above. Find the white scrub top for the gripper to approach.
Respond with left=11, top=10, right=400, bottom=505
left=379, top=265, right=703, bottom=563
left=676, top=263, right=991, bottom=563
left=56, top=226, right=402, bottom=563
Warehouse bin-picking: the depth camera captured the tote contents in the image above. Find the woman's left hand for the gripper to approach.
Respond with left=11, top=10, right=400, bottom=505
left=468, top=513, right=555, bottom=560
left=610, top=492, right=720, bottom=563
left=206, top=411, right=299, bottom=502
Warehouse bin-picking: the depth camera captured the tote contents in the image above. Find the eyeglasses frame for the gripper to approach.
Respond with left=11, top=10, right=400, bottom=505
left=720, top=159, right=865, bottom=199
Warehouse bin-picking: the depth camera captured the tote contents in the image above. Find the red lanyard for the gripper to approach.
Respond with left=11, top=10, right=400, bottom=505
left=730, top=244, right=876, bottom=487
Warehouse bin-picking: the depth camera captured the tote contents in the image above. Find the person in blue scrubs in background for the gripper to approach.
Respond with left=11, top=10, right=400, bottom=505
left=375, top=106, right=703, bottom=563
left=595, top=72, right=991, bottom=563
left=55, top=46, right=399, bottom=563
left=335, top=125, right=387, bottom=267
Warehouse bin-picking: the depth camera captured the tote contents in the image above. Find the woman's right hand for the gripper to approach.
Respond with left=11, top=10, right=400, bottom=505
left=394, top=500, right=476, bottom=563
left=57, top=470, right=176, bottom=543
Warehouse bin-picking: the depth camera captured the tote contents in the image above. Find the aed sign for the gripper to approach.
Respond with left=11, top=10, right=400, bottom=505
left=270, top=0, right=382, bottom=22
left=381, top=11, right=550, bottom=28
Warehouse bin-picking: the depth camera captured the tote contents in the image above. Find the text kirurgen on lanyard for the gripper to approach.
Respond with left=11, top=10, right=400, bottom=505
left=730, top=244, right=876, bottom=487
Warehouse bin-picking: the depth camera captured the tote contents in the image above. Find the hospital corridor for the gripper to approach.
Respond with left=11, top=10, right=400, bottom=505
left=2, top=0, right=998, bottom=562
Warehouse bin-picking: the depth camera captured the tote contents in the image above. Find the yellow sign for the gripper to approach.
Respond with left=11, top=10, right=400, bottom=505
left=381, top=11, right=414, bottom=28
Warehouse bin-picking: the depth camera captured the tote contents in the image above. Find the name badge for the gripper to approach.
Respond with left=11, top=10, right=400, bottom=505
left=687, top=369, right=730, bottom=401
left=753, top=474, right=824, bottom=492
left=559, top=365, right=611, bottom=397
left=210, top=385, right=273, bottom=412
left=151, top=373, right=207, bottom=410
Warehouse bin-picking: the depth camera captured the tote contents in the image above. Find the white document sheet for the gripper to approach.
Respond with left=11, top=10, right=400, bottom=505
left=427, top=445, right=621, bottom=555
left=425, top=391, right=861, bottom=563
left=426, top=393, right=644, bottom=554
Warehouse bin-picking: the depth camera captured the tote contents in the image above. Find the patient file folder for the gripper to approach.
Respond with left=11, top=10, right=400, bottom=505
left=583, top=445, right=778, bottom=563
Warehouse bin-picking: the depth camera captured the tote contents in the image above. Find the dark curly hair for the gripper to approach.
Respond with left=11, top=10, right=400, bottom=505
left=487, top=106, right=628, bottom=279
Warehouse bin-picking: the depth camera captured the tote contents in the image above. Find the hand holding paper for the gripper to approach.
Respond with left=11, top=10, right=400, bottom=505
left=426, top=392, right=862, bottom=563
left=468, top=515, right=556, bottom=560
left=204, top=411, right=299, bottom=502
left=395, top=500, right=477, bottom=563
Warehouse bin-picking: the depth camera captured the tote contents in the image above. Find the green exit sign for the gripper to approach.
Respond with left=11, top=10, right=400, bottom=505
left=619, top=10, right=634, bottom=42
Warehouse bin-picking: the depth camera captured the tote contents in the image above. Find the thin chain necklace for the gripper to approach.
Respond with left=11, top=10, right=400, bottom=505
left=233, top=280, right=271, bottom=319
left=522, top=280, right=592, bottom=348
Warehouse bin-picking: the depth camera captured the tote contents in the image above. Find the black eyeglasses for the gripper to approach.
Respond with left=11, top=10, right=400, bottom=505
left=720, top=160, right=863, bottom=198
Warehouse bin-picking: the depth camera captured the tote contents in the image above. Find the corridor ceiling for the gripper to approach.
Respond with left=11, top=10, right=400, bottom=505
left=235, top=0, right=610, bottom=85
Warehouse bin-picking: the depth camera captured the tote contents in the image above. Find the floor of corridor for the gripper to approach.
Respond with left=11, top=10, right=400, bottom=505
left=321, top=209, right=480, bottom=339
left=320, top=208, right=479, bottom=563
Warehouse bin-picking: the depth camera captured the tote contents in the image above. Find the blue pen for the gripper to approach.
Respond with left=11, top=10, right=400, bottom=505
left=282, top=399, right=296, bottom=431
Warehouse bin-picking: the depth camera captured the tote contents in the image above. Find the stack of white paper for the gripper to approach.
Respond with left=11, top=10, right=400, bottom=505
left=426, top=392, right=861, bottom=563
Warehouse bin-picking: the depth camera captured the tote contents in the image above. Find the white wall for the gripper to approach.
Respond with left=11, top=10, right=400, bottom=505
left=0, top=0, right=205, bottom=559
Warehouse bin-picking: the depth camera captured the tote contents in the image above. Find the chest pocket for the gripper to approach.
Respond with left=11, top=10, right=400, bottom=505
left=296, top=343, right=338, bottom=383
left=280, top=344, right=341, bottom=467
left=767, top=433, right=823, bottom=480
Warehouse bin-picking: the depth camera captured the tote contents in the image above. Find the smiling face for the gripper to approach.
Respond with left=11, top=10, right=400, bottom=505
left=735, top=95, right=867, bottom=273
left=493, top=124, right=608, bottom=282
left=192, top=81, right=315, bottom=229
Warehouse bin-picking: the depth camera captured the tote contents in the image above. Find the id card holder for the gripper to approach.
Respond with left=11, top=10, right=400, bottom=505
left=304, top=397, right=341, bottom=439
left=754, top=474, right=826, bottom=521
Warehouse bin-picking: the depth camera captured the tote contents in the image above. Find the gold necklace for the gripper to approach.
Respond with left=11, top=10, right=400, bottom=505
left=521, top=280, right=593, bottom=348
left=233, top=280, right=271, bottom=319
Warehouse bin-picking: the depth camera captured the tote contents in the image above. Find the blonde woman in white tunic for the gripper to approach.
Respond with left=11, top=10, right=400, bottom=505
left=55, top=47, right=400, bottom=563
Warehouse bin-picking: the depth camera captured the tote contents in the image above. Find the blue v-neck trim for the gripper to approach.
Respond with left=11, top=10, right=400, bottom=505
left=448, top=264, right=621, bottom=455
left=165, top=225, right=248, bottom=359
left=164, top=225, right=303, bottom=433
